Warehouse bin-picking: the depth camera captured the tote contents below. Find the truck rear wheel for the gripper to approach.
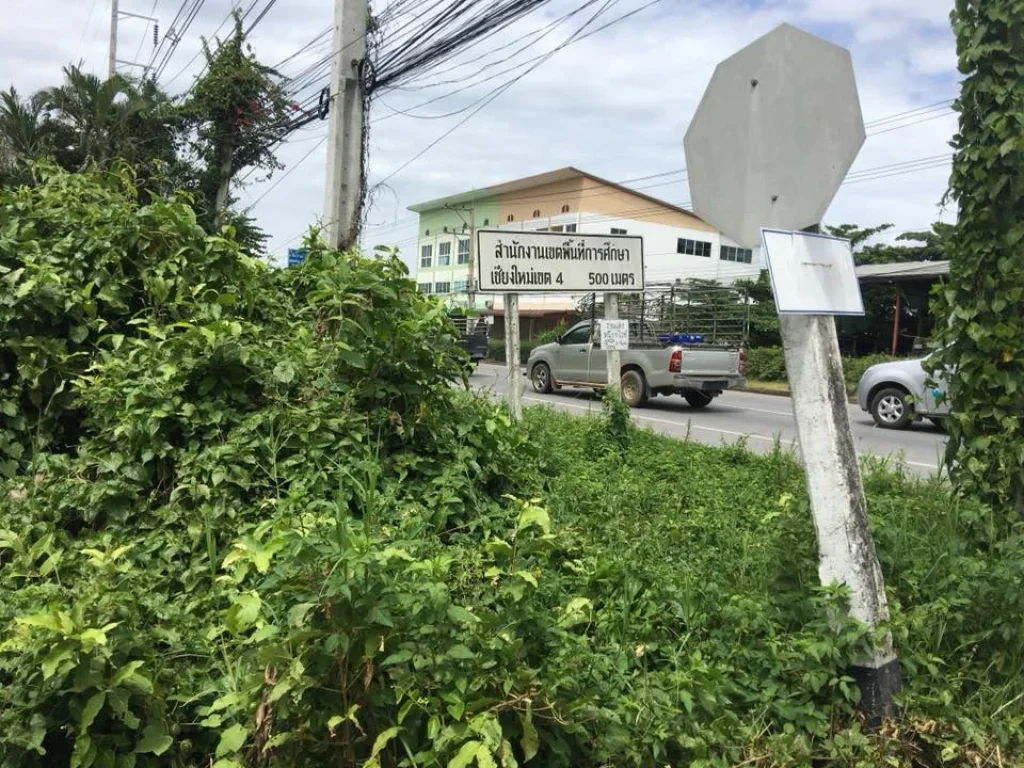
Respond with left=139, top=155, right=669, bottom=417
left=620, top=370, right=648, bottom=407
left=684, top=390, right=714, bottom=409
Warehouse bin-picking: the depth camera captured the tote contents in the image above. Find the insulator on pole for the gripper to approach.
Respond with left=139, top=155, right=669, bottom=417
left=153, top=22, right=159, bottom=48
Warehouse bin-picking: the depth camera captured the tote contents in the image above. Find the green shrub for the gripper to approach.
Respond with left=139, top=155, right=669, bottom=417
left=2, top=166, right=1020, bottom=768
left=842, top=353, right=897, bottom=394
left=744, top=347, right=900, bottom=395
left=745, top=346, right=787, bottom=381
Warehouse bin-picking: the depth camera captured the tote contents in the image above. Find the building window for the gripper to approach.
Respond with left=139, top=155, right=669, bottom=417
left=550, top=225, right=564, bottom=233
left=611, top=227, right=627, bottom=235
left=454, top=280, right=468, bottom=292
left=561, top=205, right=570, bottom=213
left=532, top=209, right=541, bottom=218
left=463, top=223, right=468, bottom=232
left=438, top=241, right=451, bottom=266
left=435, top=281, right=451, bottom=295
left=720, top=245, right=754, bottom=264
left=483, top=218, right=489, bottom=226
left=565, top=223, right=577, bottom=233
left=417, top=283, right=433, bottom=294
left=420, top=244, right=433, bottom=268
left=456, top=238, right=470, bottom=264
left=507, top=215, right=514, bottom=222
left=677, top=238, right=713, bottom=258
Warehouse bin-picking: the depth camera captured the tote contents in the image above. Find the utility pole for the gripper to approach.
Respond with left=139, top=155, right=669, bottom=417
left=109, top=0, right=119, bottom=78
left=466, top=206, right=477, bottom=308
left=323, top=0, right=368, bottom=251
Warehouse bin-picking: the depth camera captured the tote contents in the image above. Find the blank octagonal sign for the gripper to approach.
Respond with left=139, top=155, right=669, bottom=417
left=684, top=24, right=865, bottom=249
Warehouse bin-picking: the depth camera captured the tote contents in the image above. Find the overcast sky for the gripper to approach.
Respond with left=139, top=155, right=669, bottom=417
left=3, top=0, right=959, bottom=267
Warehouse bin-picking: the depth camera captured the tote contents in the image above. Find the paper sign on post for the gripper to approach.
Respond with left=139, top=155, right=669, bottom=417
left=761, top=228, right=865, bottom=315
left=599, top=320, right=629, bottom=351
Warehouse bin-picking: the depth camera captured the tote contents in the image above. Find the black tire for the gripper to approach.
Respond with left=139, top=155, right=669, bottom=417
left=684, top=390, right=714, bottom=409
left=870, top=387, right=913, bottom=429
left=620, top=369, right=648, bottom=407
left=531, top=362, right=553, bottom=394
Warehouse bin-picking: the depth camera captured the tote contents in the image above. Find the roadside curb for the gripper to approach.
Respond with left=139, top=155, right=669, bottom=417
left=740, top=385, right=858, bottom=405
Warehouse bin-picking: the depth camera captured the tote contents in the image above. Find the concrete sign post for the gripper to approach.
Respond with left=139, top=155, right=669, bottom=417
left=600, top=302, right=628, bottom=392
left=503, top=293, right=522, bottom=421
left=684, top=23, right=899, bottom=719
left=477, top=230, right=644, bottom=419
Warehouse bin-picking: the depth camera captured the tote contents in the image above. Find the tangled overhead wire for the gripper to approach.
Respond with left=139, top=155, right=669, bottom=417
left=365, top=0, right=559, bottom=95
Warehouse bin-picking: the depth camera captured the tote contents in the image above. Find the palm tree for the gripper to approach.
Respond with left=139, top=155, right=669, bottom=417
left=0, top=88, right=54, bottom=182
left=40, top=66, right=157, bottom=171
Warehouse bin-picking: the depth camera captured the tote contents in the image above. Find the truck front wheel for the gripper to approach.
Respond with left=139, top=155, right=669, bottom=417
left=531, top=363, right=554, bottom=394
left=620, top=370, right=648, bottom=407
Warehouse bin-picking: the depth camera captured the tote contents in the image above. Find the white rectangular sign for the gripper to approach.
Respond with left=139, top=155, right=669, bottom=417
left=761, top=228, right=865, bottom=315
left=599, top=319, right=630, bottom=351
left=476, top=229, right=644, bottom=293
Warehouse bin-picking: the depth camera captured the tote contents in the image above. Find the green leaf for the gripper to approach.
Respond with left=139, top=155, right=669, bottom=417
left=448, top=740, right=482, bottom=768
left=17, top=612, right=63, bottom=633
left=475, top=745, right=497, bottom=768
left=382, top=649, right=414, bottom=666
left=369, top=726, right=401, bottom=760
left=111, top=661, right=145, bottom=687
left=272, top=361, right=295, bottom=384
left=226, top=592, right=261, bottom=633
left=447, top=644, right=476, bottom=660
left=80, top=691, right=106, bottom=733
left=287, top=602, right=318, bottom=627
left=517, top=504, right=550, bottom=534
left=216, top=724, right=248, bottom=757
left=514, top=570, right=538, bottom=588
left=70, top=325, right=89, bottom=344
left=520, top=712, right=539, bottom=762
left=41, top=644, right=75, bottom=680
left=135, top=725, right=172, bottom=756
left=446, top=605, right=481, bottom=625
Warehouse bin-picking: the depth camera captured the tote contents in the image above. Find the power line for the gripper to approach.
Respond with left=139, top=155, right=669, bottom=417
left=377, top=0, right=663, bottom=186
left=244, top=135, right=329, bottom=211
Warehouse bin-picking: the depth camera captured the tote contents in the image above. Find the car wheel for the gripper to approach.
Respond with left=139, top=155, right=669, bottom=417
left=620, top=369, right=648, bottom=407
left=531, top=363, right=553, bottom=394
left=684, top=390, right=714, bottom=409
left=870, top=387, right=913, bottom=429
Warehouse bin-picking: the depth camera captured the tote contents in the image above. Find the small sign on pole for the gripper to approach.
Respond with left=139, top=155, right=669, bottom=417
left=761, top=229, right=864, bottom=315
left=476, top=230, right=645, bottom=420
left=287, top=248, right=306, bottom=267
left=599, top=319, right=629, bottom=351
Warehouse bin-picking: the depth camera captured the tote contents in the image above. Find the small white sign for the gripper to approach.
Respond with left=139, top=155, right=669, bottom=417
left=476, top=230, right=644, bottom=293
left=599, top=320, right=630, bottom=351
left=761, top=228, right=865, bottom=315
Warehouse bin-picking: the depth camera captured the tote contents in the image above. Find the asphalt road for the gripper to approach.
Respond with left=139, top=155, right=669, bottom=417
left=470, top=363, right=948, bottom=476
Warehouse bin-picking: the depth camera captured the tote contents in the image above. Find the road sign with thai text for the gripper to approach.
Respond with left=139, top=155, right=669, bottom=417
left=475, top=229, right=644, bottom=293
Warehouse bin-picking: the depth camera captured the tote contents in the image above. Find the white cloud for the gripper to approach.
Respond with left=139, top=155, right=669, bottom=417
left=1, top=0, right=961, bottom=267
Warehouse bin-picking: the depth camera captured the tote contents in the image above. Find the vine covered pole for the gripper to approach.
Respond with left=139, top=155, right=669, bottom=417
left=935, top=0, right=1024, bottom=518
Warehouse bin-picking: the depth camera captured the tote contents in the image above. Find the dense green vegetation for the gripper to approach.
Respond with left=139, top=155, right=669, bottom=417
left=933, top=0, right=1024, bottom=515
left=744, top=347, right=899, bottom=395
left=2, top=166, right=1022, bottom=767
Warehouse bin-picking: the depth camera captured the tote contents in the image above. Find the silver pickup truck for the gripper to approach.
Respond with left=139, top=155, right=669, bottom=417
left=525, top=319, right=745, bottom=408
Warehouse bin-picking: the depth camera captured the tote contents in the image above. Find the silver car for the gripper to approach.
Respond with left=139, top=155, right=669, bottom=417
left=856, top=357, right=951, bottom=430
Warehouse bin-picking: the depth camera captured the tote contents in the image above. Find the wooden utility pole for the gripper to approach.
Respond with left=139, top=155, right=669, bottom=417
left=323, top=0, right=368, bottom=250
left=109, top=0, right=119, bottom=78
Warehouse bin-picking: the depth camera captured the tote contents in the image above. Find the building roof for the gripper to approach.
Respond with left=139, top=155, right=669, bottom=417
left=855, top=260, right=950, bottom=284
left=408, top=166, right=701, bottom=220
